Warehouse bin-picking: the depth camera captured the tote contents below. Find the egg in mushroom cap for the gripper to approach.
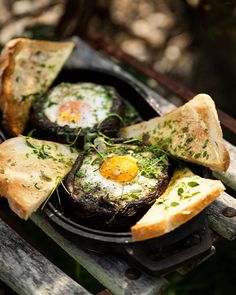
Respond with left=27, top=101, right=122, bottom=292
left=30, top=82, right=124, bottom=145
left=63, top=143, right=170, bottom=231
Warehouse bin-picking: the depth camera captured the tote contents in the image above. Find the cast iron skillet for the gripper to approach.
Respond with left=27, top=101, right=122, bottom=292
left=0, top=65, right=212, bottom=275
left=39, top=67, right=212, bottom=276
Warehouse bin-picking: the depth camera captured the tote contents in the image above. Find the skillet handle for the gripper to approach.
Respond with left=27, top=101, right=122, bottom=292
left=122, top=218, right=212, bottom=276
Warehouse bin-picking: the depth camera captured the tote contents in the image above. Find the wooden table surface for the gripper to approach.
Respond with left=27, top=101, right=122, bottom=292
left=0, top=37, right=236, bottom=295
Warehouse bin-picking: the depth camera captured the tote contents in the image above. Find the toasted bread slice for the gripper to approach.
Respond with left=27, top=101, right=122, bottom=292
left=0, top=38, right=74, bottom=135
left=119, top=94, right=229, bottom=171
left=0, top=136, right=78, bottom=219
left=131, top=167, right=225, bottom=241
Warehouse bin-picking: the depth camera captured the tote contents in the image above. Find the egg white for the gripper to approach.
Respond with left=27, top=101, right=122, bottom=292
left=78, top=153, right=157, bottom=199
left=44, top=83, right=113, bottom=128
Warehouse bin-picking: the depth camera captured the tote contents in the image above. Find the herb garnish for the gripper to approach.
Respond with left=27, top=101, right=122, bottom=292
left=34, top=183, right=41, bottom=190
left=25, top=138, right=49, bottom=159
left=177, top=181, right=200, bottom=200
left=120, top=189, right=142, bottom=200
left=178, top=187, right=184, bottom=196
left=188, top=181, right=199, bottom=187
left=76, top=170, right=86, bottom=178
left=170, top=201, right=179, bottom=207
left=41, top=177, right=62, bottom=210
left=82, top=182, right=93, bottom=189
left=203, top=139, right=209, bottom=148
left=25, top=137, right=73, bottom=164
left=40, top=170, right=52, bottom=182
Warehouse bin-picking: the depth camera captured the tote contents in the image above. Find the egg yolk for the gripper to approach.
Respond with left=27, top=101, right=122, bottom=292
left=100, top=156, right=139, bottom=182
left=58, top=101, right=81, bottom=123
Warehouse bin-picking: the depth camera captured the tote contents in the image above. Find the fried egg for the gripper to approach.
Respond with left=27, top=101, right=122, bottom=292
left=43, top=83, right=114, bottom=128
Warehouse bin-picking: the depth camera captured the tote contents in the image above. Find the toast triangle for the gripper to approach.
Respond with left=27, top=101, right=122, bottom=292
left=0, top=38, right=74, bottom=135
left=0, top=136, right=78, bottom=219
left=119, top=94, right=230, bottom=171
left=131, top=167, right=225, bottom=241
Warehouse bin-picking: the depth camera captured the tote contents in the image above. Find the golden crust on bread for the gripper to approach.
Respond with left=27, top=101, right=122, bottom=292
left=0, top=136, right=78, bottom=219
left=119, top=94, right=230, bottom=172
left=0, top=38, right=74, bottom=135
left=131, top=167, right=225, bottom=241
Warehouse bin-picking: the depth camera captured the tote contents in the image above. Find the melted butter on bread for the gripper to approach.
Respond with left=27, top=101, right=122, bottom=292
left=0, top=136, right=78, bottom=219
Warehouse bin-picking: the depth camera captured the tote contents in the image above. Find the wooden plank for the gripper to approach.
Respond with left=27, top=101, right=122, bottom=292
left=213, top=141, right=236, bottom=191
left=31, top=212, right=169, bottom=295
left=0, top=218, right=91, bottom=295
left=65, top=37, right=236, bottom=240
left=206, top=192, right=236, bottom=240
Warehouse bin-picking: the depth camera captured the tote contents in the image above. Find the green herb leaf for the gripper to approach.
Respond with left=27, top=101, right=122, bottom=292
left=170, top=201, right=179, bottom=207
left=192, top=191, right=200, bottom=196
left=178, top=187, right=184, bottom=196
left=203, top=139, right=209, bottom=149
left=188, top=181, right=199, bottom=187
left=83, top=182, right=93, bottom=189
left=34, top=183, right=41, bottom=190
left=157, top=199, right=164, bottom=205
left=25, top=138, right=37, bottom=149
left=40, top=170, right=52, bottom=182
left=27, top=129, right=36, bottom=137
left=76, top=170, right=86, bottom=178
left=181, top=126, right=189, bottom=132
left=186, top=136, right=193, bottom=143
left=194, top=153, right=201, bottom=159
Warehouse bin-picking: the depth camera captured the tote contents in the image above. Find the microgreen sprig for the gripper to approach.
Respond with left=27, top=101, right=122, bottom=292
left=41, top=176, right=62, bottom=210
left=66, top=128, right=82, bottom=146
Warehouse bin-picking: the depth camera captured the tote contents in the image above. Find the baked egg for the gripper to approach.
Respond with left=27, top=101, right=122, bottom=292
left=31, top=82, right=123, bottom=144
left=63, top=143, right=170, bottom=230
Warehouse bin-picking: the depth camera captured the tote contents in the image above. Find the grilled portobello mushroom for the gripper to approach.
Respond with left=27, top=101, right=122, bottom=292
left=63, top=143, right=170, bottom=231
left=30, top=82, right=124, bottom=145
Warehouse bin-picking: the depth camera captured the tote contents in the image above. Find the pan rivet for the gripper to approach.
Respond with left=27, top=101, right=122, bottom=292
left=222, top=207, right=236, bottom=218
left=125, top=268, right=141, bottom=280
